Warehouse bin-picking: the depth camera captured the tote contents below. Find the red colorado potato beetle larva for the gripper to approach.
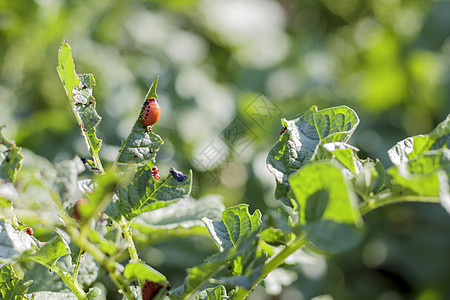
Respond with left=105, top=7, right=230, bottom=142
left=141, top=280, right=171, bottom=300
left=152, top=165, right=160, bottom=181
left=141, top=97, right=161, bottom=129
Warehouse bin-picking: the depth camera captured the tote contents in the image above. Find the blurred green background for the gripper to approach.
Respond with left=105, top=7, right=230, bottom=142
left=1, top=0, right=450, bottom=299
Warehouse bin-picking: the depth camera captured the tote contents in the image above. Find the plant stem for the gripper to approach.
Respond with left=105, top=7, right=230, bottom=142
left=91, top=152, right=104, bottom=173
left=51, top=263, right=87, bottom=299
left=359, top=195, right=440, bottom=215
left=233, top=232, right=307, bottom=300
left=66, top=226, right=136, bottom=300
left=120, top=218, right=140, bottom=263
left=72, top=249, right=84, bottom=279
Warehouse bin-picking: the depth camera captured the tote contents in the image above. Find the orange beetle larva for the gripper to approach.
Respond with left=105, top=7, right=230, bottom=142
left=141, top=97, right=161, bottom=128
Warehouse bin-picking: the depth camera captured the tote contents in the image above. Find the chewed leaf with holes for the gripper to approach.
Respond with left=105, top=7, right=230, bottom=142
left=0, top=126, right=23, bottom=183
left=267, top=105, right=359, bottom=207
left=115, top=77, right=163, bottom=166
left=57, top=41, right=102, bottom=171
left=106, top=161, right=192, bottom=221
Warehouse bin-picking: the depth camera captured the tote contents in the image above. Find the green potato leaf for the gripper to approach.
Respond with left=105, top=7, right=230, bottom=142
left=267, top=106, right=359, bottom=206
left=289, top=161, right=362, bottom=225
left=124, top=261, right=167, bottom=284
left=202, top=205, right=265, bottom=290
left=388, top=114, right=449, bottom=165
left=0, top=265, right=32, bottom=300
left=170, top=231, right=259, bottom=300
left=203, top=204, right=261, bottom=251
left=106, top=162, right=192, bottom=221
left=115, top=77, right=163, bottom=166
left=57, top=41, right=103, bottom=172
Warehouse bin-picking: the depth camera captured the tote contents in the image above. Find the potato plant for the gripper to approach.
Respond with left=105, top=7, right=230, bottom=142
left=0, top=41, right=448, bottom=300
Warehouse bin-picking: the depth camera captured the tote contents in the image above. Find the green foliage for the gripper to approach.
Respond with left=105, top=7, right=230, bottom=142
left=115, top=77, right=163, bottom=167
left=0, top=42, right=448, bottom=300
left=0, top=265, right=32, bottom=300
left=0, top=127, right=23, bottom=183
left=194, top=286, right=228, bottom=300
left=386, top=115, right=449, bottom=199
left=123, top=262, right=166, bottom=284
left=57, top=41, right=103, bottom=173
left=267, top=106, right=359, bottom=207
left=106, top=162, right=192, bottom=221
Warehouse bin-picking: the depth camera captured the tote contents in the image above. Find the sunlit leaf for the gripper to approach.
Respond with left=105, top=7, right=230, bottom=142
left=57, top=41, right=103, bottom=172
left=115, top=77, right=163, bottom=166
left=388, top=114, right=449, bottom=165
left=202, top=205, right=265, bottom=290
left=289, top=162, right=361, bottom=225
left=124, top=261, right=166, bottom=284
left=318, top=143, right=386, bottom=197
left=106, top=162, right=192, bottom=221
left=203, top=204, right=261, bottom=251
left=267, top=106, right=359, bottom=206
left=388, top=149, right=449, bottom=197
left=31, top=235, right=70, bottom=267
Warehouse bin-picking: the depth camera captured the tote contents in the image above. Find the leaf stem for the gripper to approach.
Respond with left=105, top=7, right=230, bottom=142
left=359, top=195, right=440, bottom=215
left=233, top=232, right=307, bottom=300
